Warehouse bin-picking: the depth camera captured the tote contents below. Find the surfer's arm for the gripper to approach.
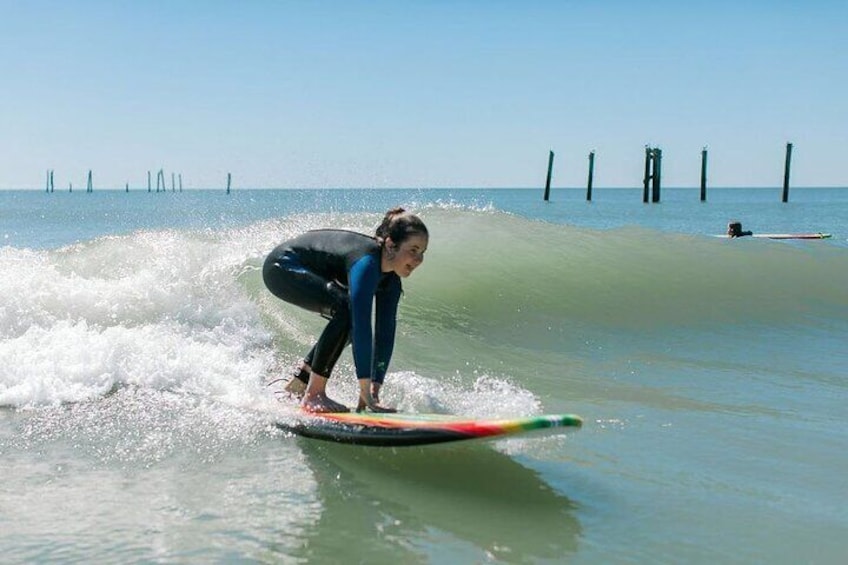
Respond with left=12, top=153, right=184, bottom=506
left=348, top=254, right=379, bottom=383
left=348, top=255, right=399, bottom=413
left=372, top=277, right=401, bottom=385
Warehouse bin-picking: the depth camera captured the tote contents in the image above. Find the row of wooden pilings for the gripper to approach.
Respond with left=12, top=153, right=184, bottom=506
left=43, top=170, right=96, bottom=193
left=44, top=170, right=234, bottom=194
left=544, top=142, right=796, bottom=202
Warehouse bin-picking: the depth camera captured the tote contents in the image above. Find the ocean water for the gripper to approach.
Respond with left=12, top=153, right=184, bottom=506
left=1, top=187, right=846, bottom=563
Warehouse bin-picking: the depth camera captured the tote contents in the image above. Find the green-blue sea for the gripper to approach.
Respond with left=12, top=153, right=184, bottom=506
left=2, top=187, right=847, bottom=563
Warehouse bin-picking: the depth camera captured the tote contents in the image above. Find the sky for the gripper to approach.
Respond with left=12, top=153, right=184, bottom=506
left=1, top=0, right=846, bottom=190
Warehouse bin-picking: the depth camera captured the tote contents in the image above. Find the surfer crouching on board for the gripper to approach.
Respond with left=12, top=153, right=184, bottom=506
left=263, top=208, right=428, bottom=413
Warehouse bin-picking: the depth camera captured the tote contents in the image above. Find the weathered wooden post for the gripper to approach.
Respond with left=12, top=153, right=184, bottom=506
left=543, top=150, right=554, bottom=201
left=178, top=173, right=183, bottom=192
left=148, top=170, right=152, bottom=192
left=46, top=170, right=50, bottom=193
left=586, top=150, right=595, bottom=201
left=700, top=147, right=708, bottom=202
left=651, top=148, right=662, bottom=203
left=86, top=170, right=93, bottom=193
left=226, top=172, right=232, bottom=194
left=125, top=182, right=129, bottom=192
left=782, top=142, right=793, bottom=203
left=50, top=170, right=54, bottom=192
left=643, top=146, right=651, bottom=203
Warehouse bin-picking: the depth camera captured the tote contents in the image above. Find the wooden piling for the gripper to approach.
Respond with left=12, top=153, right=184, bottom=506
left=148, top=171, right=152, bottom=192
left=226, top=172, right=232, bottom=194
left=586, top=151, right=595, bottom=201
left=178, top=174, right=183, bottom=192
left=125, top=182, right=129, bottom=193
left=651, top=148, right=662, bottom=203
left=171, top=172, right=176, bottom=192
left=50, top=170, right=54, bottom=193
left=543, top=150, right=554, bottom=201
left=46, top=170, right=50, bottom=193
left=782, top=142, right=792, bottom=203
left=700, top=147, right=708, bottom=202
left=86, top=170, right=93, bottom=193
left=643, top=146, right=651, bottom=203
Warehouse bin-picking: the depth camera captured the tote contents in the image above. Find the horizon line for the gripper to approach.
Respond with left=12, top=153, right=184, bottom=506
left=5, top=185, right=848, bottom=192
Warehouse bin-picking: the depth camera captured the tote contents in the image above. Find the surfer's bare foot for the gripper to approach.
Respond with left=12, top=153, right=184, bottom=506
left=302, top=393, right=349, bottom=413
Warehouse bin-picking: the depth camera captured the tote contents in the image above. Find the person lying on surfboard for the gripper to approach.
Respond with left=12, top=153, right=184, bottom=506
left=727, top=221, right=753, bottom=238
left=263, top=207, right=428, bottom=414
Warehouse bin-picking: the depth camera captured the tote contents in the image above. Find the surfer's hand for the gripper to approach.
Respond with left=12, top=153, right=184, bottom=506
left=367, top=402, right=397, bottom=414
left=357, top=378, right=397, bottom=413
left=355, top=395, right=398, bottom=413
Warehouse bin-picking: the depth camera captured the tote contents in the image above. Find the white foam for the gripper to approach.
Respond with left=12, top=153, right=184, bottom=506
left=381, top=370, right=542, bottom=419
left=0, top=228, right=277, bottom=409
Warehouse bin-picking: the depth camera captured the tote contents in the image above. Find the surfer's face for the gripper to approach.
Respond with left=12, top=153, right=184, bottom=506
left=385, top=234, right=427, bottom=278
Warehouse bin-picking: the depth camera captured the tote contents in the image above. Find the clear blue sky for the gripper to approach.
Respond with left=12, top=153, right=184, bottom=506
left=1, top=1, right=845, bottom=189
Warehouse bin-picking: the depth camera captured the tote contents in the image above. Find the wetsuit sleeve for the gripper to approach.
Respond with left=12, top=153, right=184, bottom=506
left=348, top=253, right=382, bottom=380
left=372, top=277, right=401, bottom=384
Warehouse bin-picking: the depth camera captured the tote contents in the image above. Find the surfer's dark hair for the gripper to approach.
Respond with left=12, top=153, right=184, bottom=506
left=376, top=207, right=428, bottom=245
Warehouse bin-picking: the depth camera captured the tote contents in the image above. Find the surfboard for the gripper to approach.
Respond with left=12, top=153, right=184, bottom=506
left=715, top=232, right=832, bottom=240
left=275, top=411, right=583, bottom=447
left=751, top=233, right=832, bottom=240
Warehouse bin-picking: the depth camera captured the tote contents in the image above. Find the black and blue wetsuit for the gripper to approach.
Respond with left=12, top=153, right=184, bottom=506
left=262, top=229, right=402, bottom=384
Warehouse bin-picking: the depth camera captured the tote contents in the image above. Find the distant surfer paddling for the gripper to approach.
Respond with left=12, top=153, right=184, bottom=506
left=263, top=208, right=429, bottom=413
left=727, top=221, right=753, bottom=238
